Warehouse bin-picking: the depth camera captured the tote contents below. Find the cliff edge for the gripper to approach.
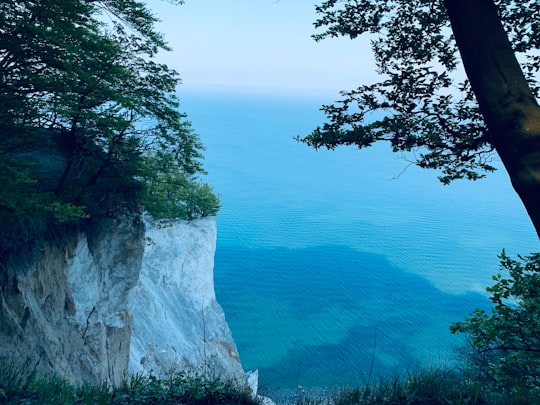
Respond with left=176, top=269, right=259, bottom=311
left=129, top=216, right=245, bottom=381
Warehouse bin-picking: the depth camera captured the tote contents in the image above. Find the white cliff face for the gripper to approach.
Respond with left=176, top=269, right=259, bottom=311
left=0, top=212, right=144, bottom=386
left=129, top=216, right=245, bottom=383
left=0, top=213, right=245, bottom=387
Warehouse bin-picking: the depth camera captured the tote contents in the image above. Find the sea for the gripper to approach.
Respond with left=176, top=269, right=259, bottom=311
left=179, top=87, right=539, bottom=392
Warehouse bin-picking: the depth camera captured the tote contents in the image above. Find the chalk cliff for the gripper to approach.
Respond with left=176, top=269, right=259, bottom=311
left=0, top=212, right=244, bottom=386
left=129, top=216, right=244, bottom=380
left=0, top=211, right=144, bottom=385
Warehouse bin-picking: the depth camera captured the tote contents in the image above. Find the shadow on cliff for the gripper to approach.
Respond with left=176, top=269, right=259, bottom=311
left=213, top=244, right=490, bottom=390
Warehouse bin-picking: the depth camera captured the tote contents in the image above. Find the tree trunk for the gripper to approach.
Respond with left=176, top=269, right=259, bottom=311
left=444, top=0, right=540, bottom=240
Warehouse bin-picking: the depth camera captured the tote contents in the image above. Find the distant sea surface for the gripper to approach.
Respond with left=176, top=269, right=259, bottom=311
left=180, top=88, right=539, bottom=390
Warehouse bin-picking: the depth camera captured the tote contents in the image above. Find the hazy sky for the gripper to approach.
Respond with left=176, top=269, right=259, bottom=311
left=151, top=0, right=376, bottom=95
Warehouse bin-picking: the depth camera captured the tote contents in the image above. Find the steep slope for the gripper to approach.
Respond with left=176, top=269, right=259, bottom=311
left=0, top=214, right=245, bottom=386
left=0, top=211, right=144, bottom=385
left=129, top=217, right=245, bottom=381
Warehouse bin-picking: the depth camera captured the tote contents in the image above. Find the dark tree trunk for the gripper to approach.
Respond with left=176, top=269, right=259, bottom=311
left=444, top=0, right=540, bottom=240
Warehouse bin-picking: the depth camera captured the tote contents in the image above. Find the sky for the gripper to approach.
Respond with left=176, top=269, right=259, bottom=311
left=150, top=0, right=377, bottom=95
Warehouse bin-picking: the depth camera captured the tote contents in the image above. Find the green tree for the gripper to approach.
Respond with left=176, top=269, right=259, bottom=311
left=298, top=0, right=540, bottom=237
left=0, top=0, right=217, bottom=250
left=450, top=251, right=540, bottom=390
left=142, top=143, right=221, bottom=220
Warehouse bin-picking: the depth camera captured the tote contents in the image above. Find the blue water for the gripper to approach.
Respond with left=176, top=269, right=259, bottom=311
left=179, top=89, right=539, bottom=390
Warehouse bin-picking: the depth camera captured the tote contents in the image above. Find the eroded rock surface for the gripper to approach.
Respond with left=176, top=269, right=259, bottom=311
left=129, top=217, right=245, bottom=383
left=0, top=211, right=144, bottom=385
left=0, top=214, right=246, bottom=387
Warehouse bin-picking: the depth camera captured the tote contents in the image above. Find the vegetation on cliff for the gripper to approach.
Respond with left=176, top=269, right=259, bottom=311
left=0, top=0, right=219, bottom=252
left=0, top=368, right=258, bottom=405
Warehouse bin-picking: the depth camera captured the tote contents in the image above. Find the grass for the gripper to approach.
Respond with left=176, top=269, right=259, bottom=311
left=262, top=366, right=540, bottom=405
left=0, top=365, right=259, bottom=405
left=3, top=363, right=540, bottom=404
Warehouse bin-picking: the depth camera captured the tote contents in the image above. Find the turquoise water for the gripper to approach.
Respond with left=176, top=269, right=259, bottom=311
left=180, top=89, right=539, bottom=390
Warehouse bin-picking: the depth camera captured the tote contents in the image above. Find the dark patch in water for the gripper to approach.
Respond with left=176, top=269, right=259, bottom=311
left=214, top=244, right=490, bottom=389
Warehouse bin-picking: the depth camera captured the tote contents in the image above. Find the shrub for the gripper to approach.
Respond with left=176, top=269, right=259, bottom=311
left=450, top=251, right=540, bottom=393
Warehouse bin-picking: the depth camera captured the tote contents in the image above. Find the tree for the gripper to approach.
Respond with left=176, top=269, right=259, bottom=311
left=297, top=0, right=540, bottom=238
left=450, top=251, right=540, bottom=390
left=0, top=0, right=217, bottom=251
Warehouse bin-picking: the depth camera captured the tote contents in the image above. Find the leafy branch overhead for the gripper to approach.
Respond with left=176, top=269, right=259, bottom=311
left=299, top=0, right=539, bottom=185
left=0, top=0, right=219, bottom=248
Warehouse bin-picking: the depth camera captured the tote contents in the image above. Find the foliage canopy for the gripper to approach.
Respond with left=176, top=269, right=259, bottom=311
left=0, top=0, right=219, bottom=249
left=299, top=0, right=539, bottom=184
